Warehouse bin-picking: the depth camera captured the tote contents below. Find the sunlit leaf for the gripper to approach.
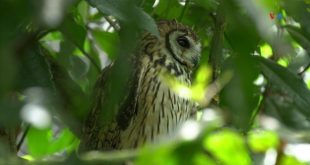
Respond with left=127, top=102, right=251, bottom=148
left=27, top=127, right=78, bottom=158
left=47, top=128, right=79, bottom=154
left=277, top=58, right=289, bottom=67
left=248, top=130, right=279, bottom=152
left=27, top=127, right=52, bottom=158
left=136, top=144, right=177, bottom=165
left=203, top=129, right=251, bottom=165
left=193, top=153, right=217, bottom=165
left=279, top=155, right=307, bottom=165
left=260, top=43, right=273, bottom=58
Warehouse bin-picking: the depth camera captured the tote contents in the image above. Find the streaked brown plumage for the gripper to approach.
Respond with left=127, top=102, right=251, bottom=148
left=80, top=20, right=201, bottom=151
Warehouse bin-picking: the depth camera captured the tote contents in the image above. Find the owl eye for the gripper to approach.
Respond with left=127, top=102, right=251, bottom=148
left=177, top=36, right=190, bottom=49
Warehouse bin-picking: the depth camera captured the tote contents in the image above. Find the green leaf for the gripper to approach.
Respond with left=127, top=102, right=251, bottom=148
left=27, top=127, right=78, bottom=158
left=181, top=4, right=214, bottom=32
left=68, top=55, right=89, bottom=81
left=282, top=0, right=310, bottom=33
left=141, top=0, right=156, bottom=13
left=87, top=0, right=159, bottom=36
left=153, top=0, right=182, bottom=19
left=17, top=45, right=54, bottom=90
left=248, top=130, right=279, bottom=152
left=203, top=129, right=251, bottom=165
left=257, top=0, right=280, bottom=11
left=256, top=56, right=310, bottom=117
left=41, top=45, right=91, bottom=135
left=137, top=140, right=217, bottom=165
left=224, top=7, right=260, bottom=54
left=264, top=93, right=310, bottom=129
left=47, top=128, right=79, bottom=154
left=0, top=0, right=32, bottom=46
left=192, top=153, right=217, bottom=165
left=280, top=155, right=307, bottom=165
left=136, top=144, right=177, bottom=165
left=27, top=127, right=52, bottom=158
left=77, top=0, right=89, bottom=24
left=220, top=56, right=260, bottom=131
left=41, top=31, right=63, bottom=42
left=60, top=15, right=87, bottom=50
left=193, top=0, right=218, bottom=11
left=92, top=30, right=120, bottom=59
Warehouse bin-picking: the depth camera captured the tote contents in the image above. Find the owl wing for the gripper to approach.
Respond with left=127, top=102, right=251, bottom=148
left=81, top=60, right=140, bottom=151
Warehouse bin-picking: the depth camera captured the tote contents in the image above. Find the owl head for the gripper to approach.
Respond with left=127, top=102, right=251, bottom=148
left=156, top=20, right=201, bottom=69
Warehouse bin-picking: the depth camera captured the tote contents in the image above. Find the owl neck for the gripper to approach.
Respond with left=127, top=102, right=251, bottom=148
left=141, top=52, right=193, bottom=85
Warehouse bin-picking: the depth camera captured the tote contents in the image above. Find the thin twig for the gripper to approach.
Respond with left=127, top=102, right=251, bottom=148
left=298, top=63, right=310, bottom=76
left=248, top=86, right=269, bottom=128
left=77, top=45, right=101, bottom=72
left=103, top=16, right=120, bottom=31
left=16, top=124, right=30, bottom=152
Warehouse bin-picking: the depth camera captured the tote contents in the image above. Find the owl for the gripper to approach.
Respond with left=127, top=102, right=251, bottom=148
left=80, top=20, right=201, bottom=151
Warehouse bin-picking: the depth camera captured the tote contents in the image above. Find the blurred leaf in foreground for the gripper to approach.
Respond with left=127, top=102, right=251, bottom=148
left=203, top=129, right=251, bottom=165
left=248, top=130, right=279, bottom=152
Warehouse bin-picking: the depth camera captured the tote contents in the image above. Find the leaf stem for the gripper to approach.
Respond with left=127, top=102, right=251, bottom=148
left=77, top=45, right=101, bottom=72
left=179, top=0, right=190, bottom=21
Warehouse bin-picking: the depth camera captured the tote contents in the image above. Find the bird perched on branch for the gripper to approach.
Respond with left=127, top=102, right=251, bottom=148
left=80, top=20, right=201, bottom=151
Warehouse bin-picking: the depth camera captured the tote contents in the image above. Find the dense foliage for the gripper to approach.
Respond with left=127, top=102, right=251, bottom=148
left=0, top=0, right=310, bottom=164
